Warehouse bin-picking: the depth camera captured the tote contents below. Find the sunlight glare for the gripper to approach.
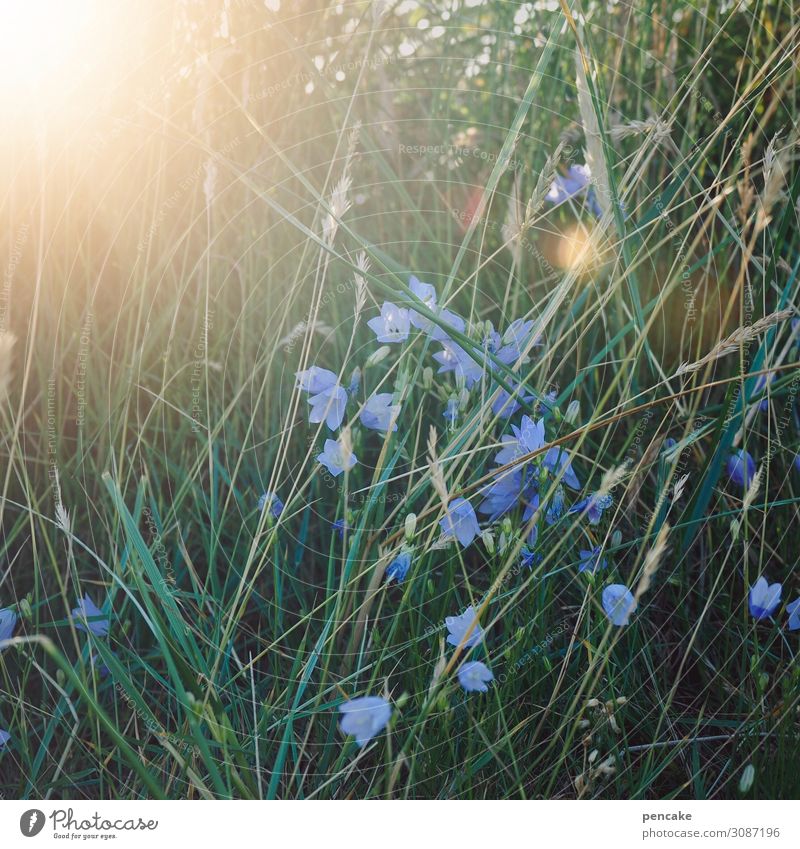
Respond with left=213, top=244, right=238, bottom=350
left=0, top=0, right=96, bottom=101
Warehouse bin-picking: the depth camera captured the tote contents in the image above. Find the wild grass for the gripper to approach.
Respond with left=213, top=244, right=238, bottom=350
left=0, top=0, right=799, bottom=799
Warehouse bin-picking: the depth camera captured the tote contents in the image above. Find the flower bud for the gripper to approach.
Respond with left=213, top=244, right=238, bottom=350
left=739, top=764, right=755, bottom=794
left=395, top=368, right=410, bottom=395
left=404, top=512, right=417, bottom=541
left=481, top=530, right=495, bottom=553
left=366, top=345, right=391, bottom=368
left=565, top=399, right=580, bottom=424
left=348, top=366, right=361, bottom=395
left=610, top=529, right=622, bottom=548
left=422, top=366, right=433, bottom=389
left=19, top=597, right=32, bottom=620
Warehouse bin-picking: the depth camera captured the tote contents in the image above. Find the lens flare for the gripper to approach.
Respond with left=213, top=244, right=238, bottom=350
left=554, top=223, right=604, bottom=272
left=0, top=1, right=94, bottom=88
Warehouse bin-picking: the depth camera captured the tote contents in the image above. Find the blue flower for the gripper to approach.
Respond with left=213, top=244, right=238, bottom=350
left=543, top=446, right=581, bottom=490
left=339, top=695, right=392, bottom=747
left=296, top=366, right=339, bottom=394
left=752, top=372, right=774, bottom=412
left=727, top=449, right=756, bottom=488
left=407, top=276, right=466, bottom=341
left=439, top=497, right=480, bottom=547
left=748, top=576, right=781, bottom=620
left=297, top=367, right=348, bottom=430
left=72, top=595, right=110, bottom=637
left=317, top=438, right=357, bottom=477
left=443, top=397, right=459, bottom=426
left=569, top=492, right=613, bottom=524
left=479, top=416, right=547, bottom=521
left=546, top=163, right=591, bottom=204
left=578, top=546, right=607, bottom=574
left=445, top=605, right=484, bottom=648
left=479, top=467, right=527, bottom=521
left=332, top=518, right=348, bottom=538
left=458, top=660, right=494, bottom=693
left=433, top=341, right=484, bottom=388
left=545, top=163, right=602, bottom=215
left=367, top=301, right=410, bottom=343
left=544, top=485, right=565, bottom=525
left=307, top=384, right=348, bottom=431
left=496, top=318, right=537, bottom=365
left=359, top=393, right=399, bottom=432
left=428, top=308, right=466, bottom=342
left=494, top=415, right=546, bottom=465
left=520, top=546, right=541, bottom=570
left=408, top=275, right=438, bottom=332
left=408, top=274, right=436, bottom=322
left=258, top=491, right=284, bottom=518
left=386, top=551, right=411, bottom=584
left=787, top=598, right=800, bottom=631
left=477, top=321, right=502, bottom=355
left=90, top=651, right=115, bottom=678
left=490, top=380, right=534, bottom=419
left=0, top=729, right=10, bottom=748
left=602, top=584, right=636, bottom=626
left=0, top=608, right=17, bottom=645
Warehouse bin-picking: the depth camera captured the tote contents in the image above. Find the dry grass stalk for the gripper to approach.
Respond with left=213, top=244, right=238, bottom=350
left=575, top=47, right=612, bottom=219
left=673, top=309, right=793, bottom=376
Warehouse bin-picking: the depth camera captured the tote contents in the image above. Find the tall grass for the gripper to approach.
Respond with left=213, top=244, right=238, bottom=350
left=1, top=0, right=799, bottom=799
